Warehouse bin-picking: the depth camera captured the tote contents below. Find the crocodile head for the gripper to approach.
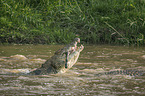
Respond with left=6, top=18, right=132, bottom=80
left=53, top=45, right=84, bottom=73
left=29, top=39, right=84, bottom=75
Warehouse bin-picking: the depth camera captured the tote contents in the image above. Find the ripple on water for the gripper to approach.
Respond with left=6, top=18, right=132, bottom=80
left=0, top=68, right=31, bottom=74
left=141, top=55, right=145, bottom=59
left=76, top=62, right=99, bottom=67
left=10, top=55, right=27, bottom=60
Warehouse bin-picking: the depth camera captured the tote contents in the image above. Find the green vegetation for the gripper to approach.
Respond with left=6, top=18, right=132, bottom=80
left=0, top=0, right=145, bottom=45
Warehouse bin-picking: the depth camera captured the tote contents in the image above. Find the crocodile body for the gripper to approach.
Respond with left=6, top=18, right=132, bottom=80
left=29, top=44, right=84, bottom=75
left=28, top=38, right=83, bottom=75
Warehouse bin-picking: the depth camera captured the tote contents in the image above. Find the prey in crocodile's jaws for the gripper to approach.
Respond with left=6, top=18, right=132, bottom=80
left=54, top=38, right=81, bottom=68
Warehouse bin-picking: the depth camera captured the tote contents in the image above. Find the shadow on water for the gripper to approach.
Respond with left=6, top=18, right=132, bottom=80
left=0, top=45, right=145, bottom=95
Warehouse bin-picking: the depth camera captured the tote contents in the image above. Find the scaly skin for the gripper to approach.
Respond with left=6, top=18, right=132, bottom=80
left=95, top=69, right=145, bottom=77
left=28, top=43, right=84, bottom=75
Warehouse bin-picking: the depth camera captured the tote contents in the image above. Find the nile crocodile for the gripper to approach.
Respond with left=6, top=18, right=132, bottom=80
left=1, top=37, right=145, bottom=76
left=29, top=39, right=84, bottom=75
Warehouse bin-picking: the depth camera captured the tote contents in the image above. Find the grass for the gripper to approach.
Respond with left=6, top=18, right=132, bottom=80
left=0, top=0, right=145, bottom=46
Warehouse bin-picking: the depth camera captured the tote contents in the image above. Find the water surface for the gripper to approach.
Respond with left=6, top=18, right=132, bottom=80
left=0, top=45, right=145, bottom=95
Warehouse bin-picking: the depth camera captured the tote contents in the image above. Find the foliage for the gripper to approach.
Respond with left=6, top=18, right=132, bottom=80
left=0, top=0, right=145, bottom=45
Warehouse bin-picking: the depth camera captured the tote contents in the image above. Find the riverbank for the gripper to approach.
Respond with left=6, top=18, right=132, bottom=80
left=0, top=0, right=145, bottom=45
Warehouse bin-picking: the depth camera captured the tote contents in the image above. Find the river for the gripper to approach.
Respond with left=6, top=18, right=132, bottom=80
left=0, top=45, right=145, bottom=95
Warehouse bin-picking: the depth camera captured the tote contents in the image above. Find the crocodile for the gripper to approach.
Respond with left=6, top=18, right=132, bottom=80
left=1, top=37, right=144, bottom=76
left=29, top=44, right=84, bottom=75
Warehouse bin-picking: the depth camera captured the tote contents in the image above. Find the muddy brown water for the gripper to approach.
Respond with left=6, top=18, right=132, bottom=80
left=0, top=45, right=145, bottom=95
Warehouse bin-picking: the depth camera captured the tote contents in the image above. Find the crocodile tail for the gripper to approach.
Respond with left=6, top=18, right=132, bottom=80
left=95, top=70, right=145, bottom=77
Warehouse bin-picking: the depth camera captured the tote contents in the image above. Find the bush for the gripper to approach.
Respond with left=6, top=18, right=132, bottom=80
left=0, top=0, right=145, bottom=45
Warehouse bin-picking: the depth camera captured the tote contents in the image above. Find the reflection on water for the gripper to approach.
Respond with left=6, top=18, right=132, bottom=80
left=0, top=45, right=145, bottom=95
